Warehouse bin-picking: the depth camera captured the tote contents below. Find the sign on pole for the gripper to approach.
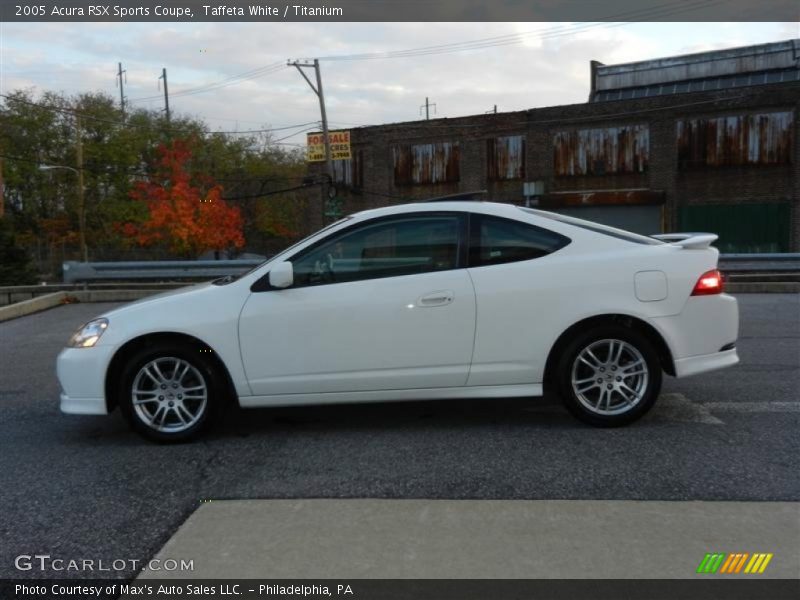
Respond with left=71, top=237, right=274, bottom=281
left=307, top=130, right=351, bottom=162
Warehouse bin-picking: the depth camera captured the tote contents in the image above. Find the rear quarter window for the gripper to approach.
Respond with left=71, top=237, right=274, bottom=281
left=470, top=215, right=571, bottom=267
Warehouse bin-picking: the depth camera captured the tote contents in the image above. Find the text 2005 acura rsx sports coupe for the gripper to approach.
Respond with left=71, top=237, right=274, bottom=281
left=57, top=201, right=739, bottom=442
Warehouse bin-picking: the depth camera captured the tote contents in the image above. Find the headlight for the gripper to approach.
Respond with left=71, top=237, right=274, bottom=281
left=68, top=318, right=109, bottom=348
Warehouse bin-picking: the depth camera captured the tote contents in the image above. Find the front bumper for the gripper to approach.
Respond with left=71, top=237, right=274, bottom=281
left=56, top=345, right=116, bottom=415
left=60, top=393, right=108, bottom=415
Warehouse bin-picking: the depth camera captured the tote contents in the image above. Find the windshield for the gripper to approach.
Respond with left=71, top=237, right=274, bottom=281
left=519, top=208, right=664, bottom=246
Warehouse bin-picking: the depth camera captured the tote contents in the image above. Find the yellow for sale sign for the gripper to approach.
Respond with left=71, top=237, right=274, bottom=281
left=307, top=130, right=351, bottom=162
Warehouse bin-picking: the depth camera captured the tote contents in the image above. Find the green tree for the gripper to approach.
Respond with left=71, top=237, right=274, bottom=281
left=0, top=87, right=307, bottom=270
left=0, top=217, right=37, bottom=285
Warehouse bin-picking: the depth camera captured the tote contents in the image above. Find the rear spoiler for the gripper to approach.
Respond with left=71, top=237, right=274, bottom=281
left=651, top=232, right=718, bottom=249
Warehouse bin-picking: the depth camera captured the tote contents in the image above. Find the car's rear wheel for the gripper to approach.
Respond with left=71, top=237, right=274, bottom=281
left=119, top=343, right=224, bottom=442
left=556, top=326, right=662, bottom=427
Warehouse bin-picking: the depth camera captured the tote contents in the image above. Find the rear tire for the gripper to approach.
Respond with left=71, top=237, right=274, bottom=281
left=118, top=342, right=225, bottom=443
left=555, top=326, right=662, bottom=427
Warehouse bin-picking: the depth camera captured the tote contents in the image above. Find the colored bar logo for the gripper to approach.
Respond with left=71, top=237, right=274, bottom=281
left=697, top=553, right=773, bottom=574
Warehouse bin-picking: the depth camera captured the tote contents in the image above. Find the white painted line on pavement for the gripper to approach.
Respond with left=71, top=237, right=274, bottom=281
left=702, top=402, right=800, bottom=413
left=648, top=393, right=724, bottom=425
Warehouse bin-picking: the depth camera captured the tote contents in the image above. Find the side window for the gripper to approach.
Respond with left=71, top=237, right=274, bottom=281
left=292, top=215, right=462, bottom=286
left=470, top=215, right=570, bottom=267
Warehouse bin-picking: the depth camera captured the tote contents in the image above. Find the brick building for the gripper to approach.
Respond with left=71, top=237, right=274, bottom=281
left=309, top=39, right=800, bottom=253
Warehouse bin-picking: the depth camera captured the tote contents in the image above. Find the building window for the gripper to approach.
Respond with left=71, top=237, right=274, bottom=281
left=487, top=135, right=525, bottom=181
left=331, top=150, right=364, bottom=188
left=677, top=111, right=794, bottom=168
left=553, top=125, right=649, bottom=176
left=332, top=159, right=351, bottom=185
left=393, top=142, right=460, bottom=186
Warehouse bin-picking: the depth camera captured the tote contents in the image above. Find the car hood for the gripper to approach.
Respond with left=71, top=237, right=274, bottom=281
left=99, top=281, right=216, bottom=319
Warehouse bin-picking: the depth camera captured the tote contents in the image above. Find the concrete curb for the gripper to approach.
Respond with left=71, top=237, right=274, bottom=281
left=0, top=292, right=68, bottom=322
left=0, top=289, right=156, bottom=322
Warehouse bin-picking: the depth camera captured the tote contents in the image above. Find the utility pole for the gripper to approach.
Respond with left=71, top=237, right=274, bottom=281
left=289, top=59, right=333, bottom=181
left=289, top=58, right=335, bottom=224
left=116, top=62, right=127, bottom=117
left=75, top=115, right=88, bottom=262
left=159, top=68, right=170, bottom=124
left=0, top=156, right=5, bottom=218
left=420, top=97, right=437, bottom=120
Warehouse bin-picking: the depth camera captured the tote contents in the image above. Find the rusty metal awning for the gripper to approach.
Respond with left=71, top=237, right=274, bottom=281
left=540, top=188, right=665, bottom=208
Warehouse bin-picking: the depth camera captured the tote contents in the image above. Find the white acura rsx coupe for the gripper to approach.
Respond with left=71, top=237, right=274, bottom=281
left=57, top=201, right=739, bottom=442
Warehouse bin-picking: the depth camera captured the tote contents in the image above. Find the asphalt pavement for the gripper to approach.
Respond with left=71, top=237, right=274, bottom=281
left=0, top=294, right=798, bottom=580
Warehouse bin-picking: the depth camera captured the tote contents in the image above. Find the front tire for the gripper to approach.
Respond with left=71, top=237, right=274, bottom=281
left=119, top=343, right=224, bottom=442
left=556, top=326, right=662, bottom=427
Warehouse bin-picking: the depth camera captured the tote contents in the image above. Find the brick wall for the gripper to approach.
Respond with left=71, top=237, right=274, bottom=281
left=308, top=81, right=800, bottom=249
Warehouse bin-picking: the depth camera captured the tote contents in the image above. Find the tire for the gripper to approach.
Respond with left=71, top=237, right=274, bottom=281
left=118, top=342, right=225, bottom=443
left=555, top=326, right=662, bottom=427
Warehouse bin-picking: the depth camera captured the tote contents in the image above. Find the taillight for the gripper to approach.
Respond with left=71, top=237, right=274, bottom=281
left=691, top=269, right=723, bottom=296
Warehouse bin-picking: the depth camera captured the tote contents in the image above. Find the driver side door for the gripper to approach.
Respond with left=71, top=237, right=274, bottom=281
left=238, top=212, right=476, bottom=396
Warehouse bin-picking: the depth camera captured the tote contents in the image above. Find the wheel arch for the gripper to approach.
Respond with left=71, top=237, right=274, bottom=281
left=543, top=313, right=675, bottom=394
left=104, top=332, right=238, bottom=413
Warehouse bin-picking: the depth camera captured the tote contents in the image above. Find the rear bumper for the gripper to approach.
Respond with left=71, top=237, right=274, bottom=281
left=652, top=293, right=739, bottom=376
left=674, top=347, right=739, bottom=378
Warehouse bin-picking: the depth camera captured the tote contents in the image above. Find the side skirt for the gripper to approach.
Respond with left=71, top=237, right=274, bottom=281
left=238, top=383, right=543, bottom=408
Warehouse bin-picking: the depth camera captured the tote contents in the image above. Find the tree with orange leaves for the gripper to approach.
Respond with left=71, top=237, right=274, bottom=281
left=125, top=139, right=244, bottom=257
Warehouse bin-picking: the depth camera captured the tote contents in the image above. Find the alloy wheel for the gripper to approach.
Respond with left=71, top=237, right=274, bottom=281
left=131, top=357, right=208, bottom=433
left=570, top=338, right=649, bottom=416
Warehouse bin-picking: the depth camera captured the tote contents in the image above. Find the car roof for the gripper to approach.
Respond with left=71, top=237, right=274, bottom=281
left=351, top=201, right=523, bottom=220
left=349, top=201, right=663, bottom=247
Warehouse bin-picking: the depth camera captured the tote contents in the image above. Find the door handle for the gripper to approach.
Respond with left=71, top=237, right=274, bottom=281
left=417, top=290, right=455, bottom=307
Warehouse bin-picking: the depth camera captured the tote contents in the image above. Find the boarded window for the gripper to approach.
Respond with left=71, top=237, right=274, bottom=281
left=677, top=111, right=794, bottom=168
left=332, top=159, right=351, bottom=185
left=393, top=142, right=460, bottom=186
left=332, top=150, right=364, bottom=188
left=553, top=125, right=649, bottom=176
left=487, top=135, right=526, bottom=180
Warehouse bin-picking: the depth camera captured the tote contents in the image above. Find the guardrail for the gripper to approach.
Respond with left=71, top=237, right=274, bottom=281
left=55, top=254, right=800, bottom=284
left=719, top=254, right=800, bottom=273
left=0, top=282, right=186, bottom=307
left=62, top=259, right=265, bottom=284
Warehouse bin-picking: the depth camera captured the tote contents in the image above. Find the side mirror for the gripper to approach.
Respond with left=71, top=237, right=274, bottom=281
left=268, top=261, right=294, bottom=289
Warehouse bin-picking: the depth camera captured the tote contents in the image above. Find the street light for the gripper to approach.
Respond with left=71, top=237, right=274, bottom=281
left=40, top=164, right=87, bottom=262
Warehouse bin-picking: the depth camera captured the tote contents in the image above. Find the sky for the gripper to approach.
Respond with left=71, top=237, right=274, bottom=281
left=1, top=21, right=798, bottom=148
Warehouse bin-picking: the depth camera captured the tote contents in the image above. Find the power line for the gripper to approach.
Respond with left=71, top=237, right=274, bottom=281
left=272, top=125, right=320, bottom=144
left=311, top=0, right=723, bottom=61
left=128, top=62, right=286, bottom=102
left=0, top=151, right=305, bottom=184
left=0, top=93, right=319, bottom=136
left=112, top=2, right=717, bottom=111
left=328, top=93, right=758, bottom=131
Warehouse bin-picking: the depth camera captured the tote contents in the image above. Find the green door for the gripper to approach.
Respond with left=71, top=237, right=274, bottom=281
left=678, top=203, right=791, bottom=253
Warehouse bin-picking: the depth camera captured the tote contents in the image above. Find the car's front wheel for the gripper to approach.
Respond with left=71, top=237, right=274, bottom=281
left=556, top=326, right=662, bottom=427
left=119, top=343, right=224, bottom=442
